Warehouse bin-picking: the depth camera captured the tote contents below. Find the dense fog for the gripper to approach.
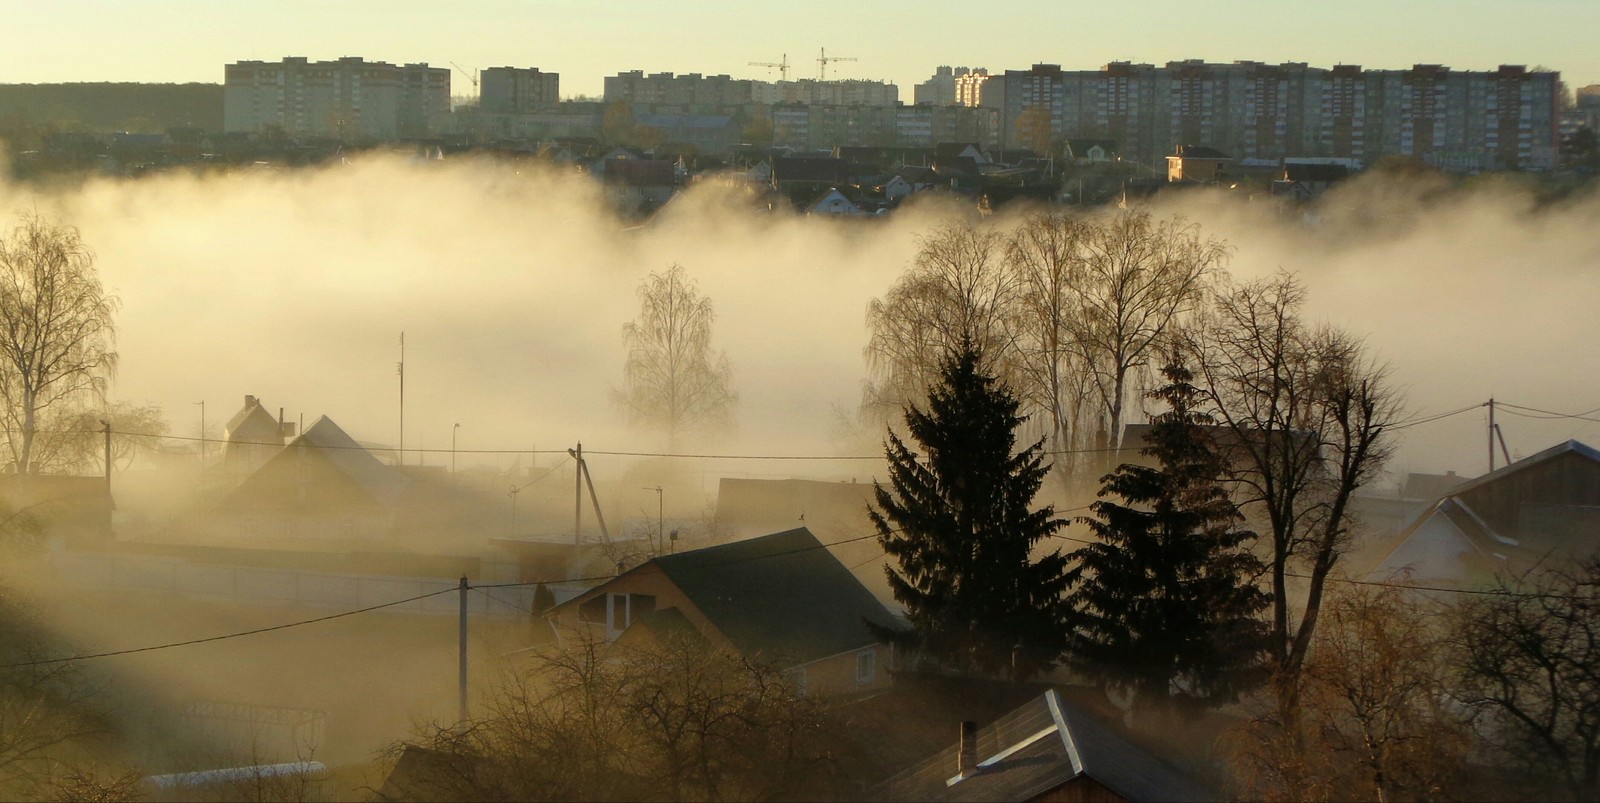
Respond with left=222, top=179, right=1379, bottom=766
left=1, top=158, right=1596, bottom=492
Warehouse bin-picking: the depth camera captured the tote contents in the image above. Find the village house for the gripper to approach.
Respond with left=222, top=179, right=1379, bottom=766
left=1066, top=138, right=1118, bottom=165
left=214, top=415, right=407, bottom=540
left=1166, top=144, right=1232, bottom=183
left=222, top=395, right=294, bottom=480
left=1366, top=439, right=1600, bottom=587
left=546, top=527, right=901, bottom=696
left=875, top=688, right=1217, bottom=802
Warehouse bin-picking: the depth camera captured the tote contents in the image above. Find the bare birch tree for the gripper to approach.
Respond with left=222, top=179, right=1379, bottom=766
left=1004, top=210, right=1224, bottom=477
left=1005, top=211, right=1096, bottom=470
left=1190, top=272, right=1400, bottom=723
left=863, top=221, right=1016, bottom=420
left=1064, top=210, right=1225, bottom=454
left=618, top=265, right=735, bottom=448
left=0, top=215, right=118, bottom=475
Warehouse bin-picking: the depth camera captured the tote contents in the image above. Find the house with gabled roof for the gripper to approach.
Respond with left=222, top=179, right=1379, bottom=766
left=1367, top=440, right=1600, bottom=587
left=216, top=416, right=408, bottom=539
left=806, top=187, right=870, bottom=216
left=1166, top=144, right=1232, bottom=183
left=547, top=527, right=901, bottom=696
left=1066, top=138, right=1118, bottom=164
left=934, top=142, right=989, bottom=165
left=874, top=688, right=1217, bottom=802
left=222, top=395, right=292, bottom=477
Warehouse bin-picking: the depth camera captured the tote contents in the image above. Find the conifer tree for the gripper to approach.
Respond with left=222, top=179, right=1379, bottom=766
left=870, top=342, right=1070, bottom=679
left=1064, top=361, right=1269, bottom=713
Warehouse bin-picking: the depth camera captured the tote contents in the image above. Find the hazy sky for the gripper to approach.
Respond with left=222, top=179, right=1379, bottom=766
left=3, top=0, right=1596, bottom=98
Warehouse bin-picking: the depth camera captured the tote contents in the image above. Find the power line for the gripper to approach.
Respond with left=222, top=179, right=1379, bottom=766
left=0, top=587, right=459, bottom=670
left=1390, top=403, right=1484, bottom=430
left=16, top=396, right=1519, bottom=464
left=6, top=527, right=895, bottom=671
left=1496, top=402, right=1600, bottom=424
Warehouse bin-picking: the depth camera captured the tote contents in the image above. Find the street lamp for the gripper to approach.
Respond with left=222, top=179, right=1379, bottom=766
left=451, top=423, right=461, bottom=475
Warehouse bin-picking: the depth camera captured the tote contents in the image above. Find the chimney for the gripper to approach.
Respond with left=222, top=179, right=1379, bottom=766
left=958, top=720, right=978, bottom=776
left=245, top=394, right=258, bottom=408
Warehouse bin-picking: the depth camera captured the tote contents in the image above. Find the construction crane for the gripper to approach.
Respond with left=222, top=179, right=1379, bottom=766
left=450, top=62, right=479, bottom=93
left=748, top=54, right=790, bottom=81
left=817, top=48, right=857, bottom=81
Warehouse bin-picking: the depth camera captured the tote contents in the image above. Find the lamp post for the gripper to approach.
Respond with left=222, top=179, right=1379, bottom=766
left=452, top=423, right=461, bottom=475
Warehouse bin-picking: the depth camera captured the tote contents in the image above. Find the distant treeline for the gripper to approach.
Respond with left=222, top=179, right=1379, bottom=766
left=0, top=83, right=222, bottom=134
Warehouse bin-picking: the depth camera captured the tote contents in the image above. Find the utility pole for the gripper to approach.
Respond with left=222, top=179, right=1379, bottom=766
left=457, top=576, right=469, bottom=724
left=572, top=442, right=583, bottom=545
left=398, top=332, right=406, bottom=466
left=195, top=400, right=205, bottom=482
left=452, top=423, right=460, bottom=475
left=644, top=485, right=663, bottom=554
left=1487, top=398, right=1496, bottom=473
left=101, top=420, right=111, bottom=492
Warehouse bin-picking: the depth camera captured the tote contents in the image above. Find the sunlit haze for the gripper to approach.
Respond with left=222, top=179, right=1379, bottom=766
left=0, top=162, right=1594, bottom=484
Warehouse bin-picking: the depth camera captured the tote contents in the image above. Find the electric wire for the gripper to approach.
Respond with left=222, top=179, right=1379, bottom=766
left=8, top=529, right=895, bottom=668
left=1389, top=403, right=1484, bottom=430
left=1496, top=402, right=1600, bottom=424
left=0, top=586, right=460, bottom=670
left=5, top=396, right=1530, bottom=463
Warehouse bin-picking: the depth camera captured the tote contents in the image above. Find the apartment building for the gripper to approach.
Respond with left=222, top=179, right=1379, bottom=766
left=772, top=103, right=998, bottom=150
left=605, top=71, right=897, bottom=110
left=224, top=57, right=449, bottom=139
left=982, top=61, right=1560, bottom=170
left=479, top=67, right=560, bottom=114
left=914, top=66, right=990, bottom=107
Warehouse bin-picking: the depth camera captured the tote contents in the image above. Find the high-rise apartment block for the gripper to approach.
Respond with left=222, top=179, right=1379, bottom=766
left=224, top=57, right=450, bottom=139
left=915, top=66, right=989, bottom=107
left=982, top=61, right=1560, bottom=170
left=479, top=67, right=560, bottom=114
left=604, top=71, right=898, bottom=110
left=771, top=104, right=999, bottom=150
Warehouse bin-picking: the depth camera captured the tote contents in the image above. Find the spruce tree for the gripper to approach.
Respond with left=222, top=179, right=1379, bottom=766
left=1064, top=361, right=1269, bottom=713
left=870, top=343, right=1070, bottom=679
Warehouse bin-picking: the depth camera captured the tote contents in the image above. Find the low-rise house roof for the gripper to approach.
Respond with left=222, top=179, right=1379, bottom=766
left=220, top=415, right=408, bottom=514
left=601, top=157, right=676, bottom=187
left=1282, top=161, right=1350, bottom=182
left=1367, top=440, right=1600, bottom=585
left=1400, top=470, right=1472, bottom=502
left=875, top=689, right=1216, bottom=802
left=1066, top=138, right=1118, bottom=161
left=1171, top=144, right=1231, bottom=160
left=772, top=156, right=846, bottom=185
left=551, top=527, right=900, bottom=667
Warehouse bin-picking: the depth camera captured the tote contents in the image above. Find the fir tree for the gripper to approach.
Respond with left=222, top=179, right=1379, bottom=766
left=870, top=343, right=1070, bottom=679
left=1064, top=361, right=1270, bottom=713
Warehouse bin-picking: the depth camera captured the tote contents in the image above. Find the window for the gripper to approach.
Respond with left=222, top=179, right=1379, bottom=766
left=604, top=592, right=658, bottom=632
left=856, top=650, right=877, bottom=686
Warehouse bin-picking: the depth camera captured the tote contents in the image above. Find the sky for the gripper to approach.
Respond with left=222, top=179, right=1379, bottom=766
left=2, top=0, right=1597, bottom=98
